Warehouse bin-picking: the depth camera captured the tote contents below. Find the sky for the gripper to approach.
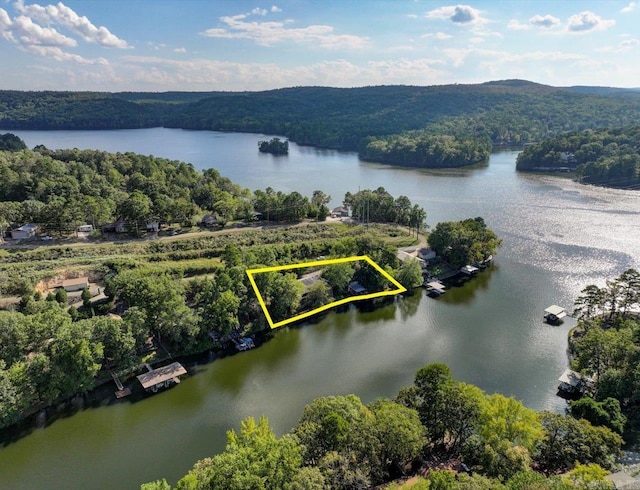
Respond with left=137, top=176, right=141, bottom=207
left=0, top=0, right=638, bottom=92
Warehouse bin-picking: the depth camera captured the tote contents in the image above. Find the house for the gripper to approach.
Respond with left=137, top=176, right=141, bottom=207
left=62, top=277, right=90, bottom=292
left=418, top=249, right=437, bottom=261
left=146, top=220, right=159, bottom=232
left=331, top=206, right=349, bottom=218
left=102, top=218, right=128, bottom=234
left=397, top=250, right=427, bottom=268
left=11, top=223, right=39, bottom=240
left=200, top=214, right=218, bottom=227
left=348, top=281, right=367, bottom=295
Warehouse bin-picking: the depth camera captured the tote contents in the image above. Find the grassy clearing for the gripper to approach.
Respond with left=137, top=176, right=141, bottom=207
left=0, top=222, right=418, bottom=297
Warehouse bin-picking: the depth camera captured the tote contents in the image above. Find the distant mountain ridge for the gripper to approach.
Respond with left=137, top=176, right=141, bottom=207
left=2, top=80, right=640, bottom=160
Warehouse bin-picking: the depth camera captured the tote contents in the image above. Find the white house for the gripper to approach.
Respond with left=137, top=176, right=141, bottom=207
left=11, top=223, right=39, bottom=240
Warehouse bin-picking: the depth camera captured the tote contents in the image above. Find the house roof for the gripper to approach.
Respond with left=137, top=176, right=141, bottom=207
left=136, top=362, right=187, bottom=389
left=332, top=206, right=348, bottom=212
left=13, top=223, right=38, bottom=232
left=62, top=277, right=89, bottom=288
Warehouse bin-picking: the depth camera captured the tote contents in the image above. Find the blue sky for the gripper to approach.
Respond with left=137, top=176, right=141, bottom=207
left=0, top=0, right=638, bottom=91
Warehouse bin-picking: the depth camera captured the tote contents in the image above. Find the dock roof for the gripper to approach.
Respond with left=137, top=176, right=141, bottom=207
left=136, top=362, right=187, bottom=389
left=558, top=368, right=583, bottom=388
left=545, top=305, right=567, bottom=318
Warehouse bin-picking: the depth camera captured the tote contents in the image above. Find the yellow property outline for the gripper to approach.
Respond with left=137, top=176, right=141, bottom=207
left=246, top=255, right=407, bottom=329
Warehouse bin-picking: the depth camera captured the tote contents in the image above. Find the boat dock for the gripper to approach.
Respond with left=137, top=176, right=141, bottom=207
left=425, top=280, right=446, bottom=296
left=544, top=305, right=567, bottom=324
left=136, top=362, right=187, bottom=393
left=110, top=369, right=131, bottom=398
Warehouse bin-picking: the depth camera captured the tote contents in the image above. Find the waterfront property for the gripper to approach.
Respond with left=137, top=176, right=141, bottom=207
left=544, top=305, right=567, bottom=324
left=136, top=362, right=187, bottom=393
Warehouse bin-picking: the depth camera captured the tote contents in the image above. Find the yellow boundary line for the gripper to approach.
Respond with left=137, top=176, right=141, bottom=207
left=246, top=255, right=406, bottom=329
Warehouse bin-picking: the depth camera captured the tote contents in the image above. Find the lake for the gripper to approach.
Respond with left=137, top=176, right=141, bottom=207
left=1, top=128, right=639, bottom=489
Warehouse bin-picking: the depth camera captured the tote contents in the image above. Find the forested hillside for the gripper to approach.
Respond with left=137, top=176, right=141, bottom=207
left=2, top=81, right=640, bottom=168
left=516, top=127, right=640, bottom=189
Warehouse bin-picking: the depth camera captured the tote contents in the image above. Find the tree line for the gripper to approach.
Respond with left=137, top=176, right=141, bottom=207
left=3, top=81, right=640, bottom=168
left=0, top=145, right=428, bottom=236
left=141, top=362, right=623, bottom=490
left=569, top=269, right=640, bottom=438
left=516, top=127, right=640, bottom=189
left=0, top=222, right=427, bottom=429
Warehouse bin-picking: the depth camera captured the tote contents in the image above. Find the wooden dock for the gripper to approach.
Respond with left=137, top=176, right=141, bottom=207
left=110, top=370, right=131, bottom=398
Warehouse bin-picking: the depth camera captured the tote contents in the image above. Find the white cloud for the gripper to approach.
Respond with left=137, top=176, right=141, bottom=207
left=469, top=37, right=484, bottom=44
left=15, top=0, right=129, bottom=48
left=529, top=14, right=560, bottom=29
left=507, top=19, right=529, bottom=31
left=620, top=38, right=639, bottom=48
left=425, top=5, right=488, bottom=25
left=508, top=14, right=560, bottom=31
left=252, top=8, right=267, bottom=16
left=22, top=44, right=106, bottom=64
left=421, top=31, right=454, bottom=40
left=0, top=8, right=15, bottom=41
left=621, top=2, right=636, bottom=13
left=120, top=55, right=449, bottom=90
left=271, top=6, right=282, bottom=13
left=13, top=14, right=76, bottom=46
left=567, top=11, right=615, bottom=33
left=201, top=14, right=369, bottom=49
left=173, top=47, right=187, bottom=53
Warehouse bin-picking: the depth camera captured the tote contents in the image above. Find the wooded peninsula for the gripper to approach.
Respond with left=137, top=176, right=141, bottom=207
left=2, top=80, right=640, bottom=173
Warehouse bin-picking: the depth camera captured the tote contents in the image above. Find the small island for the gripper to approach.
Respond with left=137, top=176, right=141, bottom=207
left=258, top=137, right=289, bottom=155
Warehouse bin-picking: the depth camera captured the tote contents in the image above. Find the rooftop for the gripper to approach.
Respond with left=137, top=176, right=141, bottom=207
left=136, top=362, right=187, bottom=389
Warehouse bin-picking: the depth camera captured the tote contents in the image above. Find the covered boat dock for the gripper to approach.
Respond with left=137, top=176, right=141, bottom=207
left=544, top=305, right=567, bottom=323
left=136, top=362, right=187, bottom=393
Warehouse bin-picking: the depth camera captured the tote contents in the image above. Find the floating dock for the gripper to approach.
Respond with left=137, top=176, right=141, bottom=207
left=425, top=281, right=446, bottom=296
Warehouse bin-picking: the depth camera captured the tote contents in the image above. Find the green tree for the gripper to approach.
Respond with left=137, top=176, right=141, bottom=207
left=562, top=463, right=613, bottom=489
left=396, top=258, right=424, bottom=289
left=177, top=416, right=302, bottom=490
left=535, top=411, right=622, bottom=473
left=140, top=479, right=172, bottom=490
left=569, top=396, right=626, bottom=435
left=301, top=281, right=332, bottom=311
left=368, top=399, right=425, bottom=466
left=285, top=466, right=327, bottom=490
left=55, top=288, right=68, bottom=305
left=479, top=394, right=543, bottom=453
left=119, top=190, right=152, bottom=232
left=321, top=263, right=355, bottom=298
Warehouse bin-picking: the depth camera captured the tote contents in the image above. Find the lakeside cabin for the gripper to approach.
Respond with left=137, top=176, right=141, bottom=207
left=544, top=305, right=567, bottom=323
left=348, top=281, right=367, bottom=295
left=136, top=362, right=187, bottom=393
